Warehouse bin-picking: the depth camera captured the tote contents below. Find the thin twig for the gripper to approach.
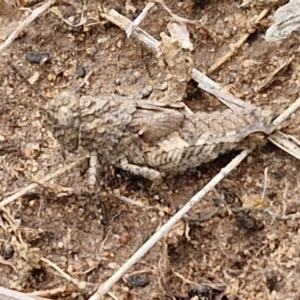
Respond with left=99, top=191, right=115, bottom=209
left=76, top=70, right=94, bottom=91
left=207, top=9, right=269, bottom=74
left=0, top=286, right=48, bottom=300
left=0, top=156, right=89, bottom=209
left=41, top=257, right=88, bottom=289
left=268, top=96, right=300, bottom=133
left=126, top=2, right=155, bottom=38
left=269, top=131, right=300, bottom=161
left=257, top=55, right=295, bottom=92
left=88, top=149, right=252, bottom=300
left=115, top=195, right=164, bottom=212
left=41, top=257, right=74, bottom=281
left=27, top=286, right=68, bottom=298
left=261, top=167, right=268, bottom=201
left=0, top=0, right=56, bottom=54
left=107, top=292, right=120, bottom=300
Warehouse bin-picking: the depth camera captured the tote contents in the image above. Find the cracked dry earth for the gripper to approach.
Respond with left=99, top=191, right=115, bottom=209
left=1, top=0, right=300, bottom=299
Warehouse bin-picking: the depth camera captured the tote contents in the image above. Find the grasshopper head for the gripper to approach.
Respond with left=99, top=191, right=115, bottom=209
left=46, top=91, right=81, bottom=151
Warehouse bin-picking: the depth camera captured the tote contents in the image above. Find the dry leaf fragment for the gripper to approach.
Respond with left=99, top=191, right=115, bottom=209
left=265, top=0, right=300, bottom=41
left=167, top=22, right=193, bottom=51
left=156, top=32, right=193, bottom=102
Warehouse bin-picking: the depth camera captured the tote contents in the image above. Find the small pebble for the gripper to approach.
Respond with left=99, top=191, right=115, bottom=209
left=77, top=65, right=86, bottom=78
left=25, top=52, right=50, bottom=64
left=57, top=241, right=64, bottom=248
left=114, top=78, right=121, bottom=85
left=133, top=71, right=141, bottom=79
left=127, top=275, right=150, bottom=288
left=2, top=243, right=14, bottom=260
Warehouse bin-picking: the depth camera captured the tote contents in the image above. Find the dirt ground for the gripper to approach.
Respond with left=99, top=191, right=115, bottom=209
left=1, top=0, right=300, bottom=299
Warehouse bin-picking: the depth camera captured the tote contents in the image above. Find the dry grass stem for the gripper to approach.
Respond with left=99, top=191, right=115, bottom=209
left=115, top=195, right=165, bottom=212
left=0, top=286, right=49, bottom=300
left=27, top=286, right=68, bottom=298
left=261, top=167, right=269, bottom=201
left=76, top=70, right=94, bottom=91
left=126, top=2, right=155, bottom=38
left=0, top=0, right=56, bottom=54
left=268, top=96, right=300, bottom=132
left=0, top=156, right=89, bottom=210
left=89, top=149, right=252, bottom=300
left=41, top=257, right=74, bottom=282
left=207, top=9, right=269, bottom=74
left=257, top=55, right=295, bottom=92
left=41, top=257, right=87, bottom=289
left=268, top=131, right=300, bottom=160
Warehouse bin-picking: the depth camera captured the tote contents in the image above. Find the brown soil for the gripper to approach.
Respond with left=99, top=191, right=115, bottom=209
left=1, top=1, right=300, bottom=299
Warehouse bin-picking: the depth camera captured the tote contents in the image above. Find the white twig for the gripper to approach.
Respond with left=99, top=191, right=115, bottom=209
left=268, top=131, right=300, bottom=161
left=268, top=97, right=300, bottom=133
left=261, top=167, right=268, bottom=201
left=0, top=156, right=89, bottom=209
left=41, top=257, right=74, bottom=281
left=154, top=0, right=202, bottom=26
left=0, top=286, right=48, bottom=300
left=88, top=149, right=252, bottom=300
left=0, top=0, right=56, bottom=54
left=76, top=69, right=94, bottom=90
left=126, top=2, right=155, bottom=38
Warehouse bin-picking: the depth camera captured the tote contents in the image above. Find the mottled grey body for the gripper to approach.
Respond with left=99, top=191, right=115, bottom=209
left=46, top=92, right=273, bottom=180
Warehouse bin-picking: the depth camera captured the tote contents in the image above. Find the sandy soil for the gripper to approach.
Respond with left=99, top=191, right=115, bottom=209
left=1, top=0, right=300, bottom=299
